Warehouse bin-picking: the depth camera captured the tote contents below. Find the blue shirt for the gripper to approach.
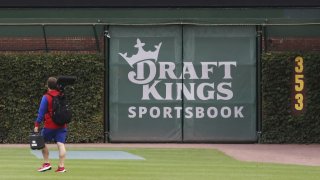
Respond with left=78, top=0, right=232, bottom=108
left=35, top=96, right=48, bottom=124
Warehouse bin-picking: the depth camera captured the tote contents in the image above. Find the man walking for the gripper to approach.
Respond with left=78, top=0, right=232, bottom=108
left=34, top=77, right=67, bottom=173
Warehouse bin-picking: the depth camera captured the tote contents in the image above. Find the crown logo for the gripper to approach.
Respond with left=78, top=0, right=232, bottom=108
left=119, top=38, right=162, bottom=67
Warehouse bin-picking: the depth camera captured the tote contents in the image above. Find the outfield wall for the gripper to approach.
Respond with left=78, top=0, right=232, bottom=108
left=0, top=8, right=319, bottom=143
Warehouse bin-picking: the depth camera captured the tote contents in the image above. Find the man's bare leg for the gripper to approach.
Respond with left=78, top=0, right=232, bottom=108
left=42, top=144, right=50, bottom=163
left=57, top=142, right=66, bottom=168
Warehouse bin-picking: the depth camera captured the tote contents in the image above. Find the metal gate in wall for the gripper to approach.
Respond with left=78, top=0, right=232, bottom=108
left=107, top=25, right=257, bottom=142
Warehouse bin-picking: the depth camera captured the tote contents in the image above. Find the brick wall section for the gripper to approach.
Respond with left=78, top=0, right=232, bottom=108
left=0, top=37, right=45, bottom=51
left=0, top=36, right=104, bottom=52
left=266, top=38, right=320, bottom=52
left=0, top=36, right=319, bottom=52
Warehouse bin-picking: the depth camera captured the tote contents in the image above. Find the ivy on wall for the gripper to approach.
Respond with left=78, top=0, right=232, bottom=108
left=261, top=52, right=320, bottom=143
left=0, top=53, right=104, bottom=143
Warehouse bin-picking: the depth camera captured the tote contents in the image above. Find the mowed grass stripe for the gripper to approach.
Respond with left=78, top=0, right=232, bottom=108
left=0, top=148, right=320, bottom=180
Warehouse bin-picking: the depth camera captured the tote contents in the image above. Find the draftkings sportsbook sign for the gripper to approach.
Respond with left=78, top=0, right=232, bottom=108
left=118, top=38, right=245, bottom=120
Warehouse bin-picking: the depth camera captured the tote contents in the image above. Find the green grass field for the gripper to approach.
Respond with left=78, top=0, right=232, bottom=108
left=0, top=147, right=320, bottom=180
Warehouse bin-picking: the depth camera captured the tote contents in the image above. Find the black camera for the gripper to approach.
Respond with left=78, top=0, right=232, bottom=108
left=56, top=76, right=76, bottom=92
